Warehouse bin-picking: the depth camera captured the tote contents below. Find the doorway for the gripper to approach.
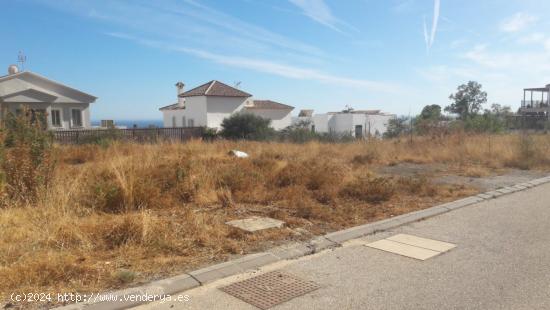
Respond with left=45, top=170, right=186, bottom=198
left=355, top=125, right=363, bottom=138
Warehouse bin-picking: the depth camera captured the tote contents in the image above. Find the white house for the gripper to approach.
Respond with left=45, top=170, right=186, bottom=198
left=0, top=65, right=97, bottom=129
left=159, top=80, right=294, bottom=130
left=293, top=108, right=396, bottom=138
left=243, top=100, right=294, bottom=130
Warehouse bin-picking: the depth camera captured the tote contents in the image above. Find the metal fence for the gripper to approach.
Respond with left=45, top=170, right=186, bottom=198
left=52, top=127, right=204, bottom=144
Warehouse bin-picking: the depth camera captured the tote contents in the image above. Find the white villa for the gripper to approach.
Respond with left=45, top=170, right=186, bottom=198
left=0, top=65, right=97, bottom=129
left=159, top=80, right=294, bottom=130
left=293, top=108, right=396, bottom=138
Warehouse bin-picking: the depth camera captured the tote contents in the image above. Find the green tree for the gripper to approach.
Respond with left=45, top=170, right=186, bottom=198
left=383, top=116, right=409, bottom=138
left=419, top=104, right=442, bottom=120
left=220, top=112, right=275, bottom=140
left=445, top=81, right=487, bottom=120
left=487, top=103, right=511, bottom=117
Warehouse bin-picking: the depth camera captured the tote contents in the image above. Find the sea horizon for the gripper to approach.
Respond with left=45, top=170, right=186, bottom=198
left=91, top=119, right=164, bottom=128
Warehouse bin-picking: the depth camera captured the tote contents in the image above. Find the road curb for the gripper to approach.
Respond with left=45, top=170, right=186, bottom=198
left=55, top=175, right=550, bottom=310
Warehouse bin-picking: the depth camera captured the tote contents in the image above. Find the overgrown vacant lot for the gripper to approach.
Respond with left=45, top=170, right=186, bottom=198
left=1, top=134, right=550, bottom=304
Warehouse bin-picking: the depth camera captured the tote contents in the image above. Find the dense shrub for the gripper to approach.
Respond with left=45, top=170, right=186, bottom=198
left=201, top=127, right=218, bottom=142
left=1, top=109, right=55, bottom=204
left=220, top=113, right=275, bottom=140
left=463, top=114, right=505, bottom=133
left=384, top=117, right=410, bottom=138
left=278, top=120, right=318, bottom=143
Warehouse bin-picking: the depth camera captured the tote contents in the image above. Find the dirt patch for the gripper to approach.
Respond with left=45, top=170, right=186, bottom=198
left=375, top=162, right=447, bottom=178
left=435, top=169, right=547, bottom=191
left=376, top=162, right=548, bottom=191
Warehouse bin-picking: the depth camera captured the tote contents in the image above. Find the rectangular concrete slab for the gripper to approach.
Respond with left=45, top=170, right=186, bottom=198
left=226, top=216, right=285, bottom=232
left=477, top=193, right=492, bottom=199
left=365, top=239, right=441, bottom=260
left=232, top=253, right=280, bottom=271
left=189, top=260, right=244, bottom=284
left=386, top=234, right=456, bottom=252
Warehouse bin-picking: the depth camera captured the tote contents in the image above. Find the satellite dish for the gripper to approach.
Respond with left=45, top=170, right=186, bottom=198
left=8, top=64, right=19, bottom=75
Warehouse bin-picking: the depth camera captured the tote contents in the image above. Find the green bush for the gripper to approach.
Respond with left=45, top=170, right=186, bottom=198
left=1, top=108, right=55, bottom=204
left=279, top=120, right=318, bottom=143
left=201, top=127, right=218, bottom=142
left=220, top=113, right=275, bottom=140
left=384, top=117, right=409, bottom=138
left=463, top=114, right=505, bottom=133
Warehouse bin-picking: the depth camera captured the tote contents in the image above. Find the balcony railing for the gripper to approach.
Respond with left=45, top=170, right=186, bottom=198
left=521, top=100, right=550, bottom=109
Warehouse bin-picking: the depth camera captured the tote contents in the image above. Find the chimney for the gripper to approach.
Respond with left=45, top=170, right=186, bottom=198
left=7, top=64, right=19, bottom=75
left=175, top=81, right=185, bottom=108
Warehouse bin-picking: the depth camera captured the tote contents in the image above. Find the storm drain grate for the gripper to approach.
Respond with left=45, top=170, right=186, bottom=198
left=220, top=271, right=320, bottom=309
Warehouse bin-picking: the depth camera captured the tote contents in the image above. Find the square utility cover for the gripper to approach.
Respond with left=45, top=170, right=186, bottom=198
left=365, top=234, right=456, bottom=261
left=220, top=271, right=320, bottom=309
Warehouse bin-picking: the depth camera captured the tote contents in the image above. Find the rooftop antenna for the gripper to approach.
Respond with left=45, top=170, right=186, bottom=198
left=234, top=81, right=241, bottom=89
left=17, top=51, right=27, bottom=71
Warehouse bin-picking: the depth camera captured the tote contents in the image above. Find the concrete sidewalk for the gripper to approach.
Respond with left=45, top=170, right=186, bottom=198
left=135, top=182, right=550, bottom=310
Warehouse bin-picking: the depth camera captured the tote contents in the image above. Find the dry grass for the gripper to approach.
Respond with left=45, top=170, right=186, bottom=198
left=1, top=133, right=550, bottom=304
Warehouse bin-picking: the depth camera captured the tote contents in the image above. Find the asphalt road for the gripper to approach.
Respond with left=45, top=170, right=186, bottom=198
left=135, top=182, right=550, bottom=310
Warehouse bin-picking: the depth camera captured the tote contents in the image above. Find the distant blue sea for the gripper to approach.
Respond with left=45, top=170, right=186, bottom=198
left=91, top=120, right=164, bottom=128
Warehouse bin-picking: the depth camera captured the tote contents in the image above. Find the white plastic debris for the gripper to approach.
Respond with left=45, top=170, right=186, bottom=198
left=228, top=150, right=249, bottom=158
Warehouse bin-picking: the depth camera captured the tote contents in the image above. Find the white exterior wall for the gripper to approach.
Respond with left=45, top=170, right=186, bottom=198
left=313, top=114, right=333, bottom=133
left=245, top=109, right=293, bottom=130
left=293, top=112, right=395, bottom=138
left=2, top=102, right=91, bottom=129
left=364, top=114, right=394, bottom=137
left=291, top=114, right=332, bottom=132
left=328, top=113, right=359, bottom=135
left=206, top=96, right=248, bottom=129
left=162, top=96, right=208, bottom=128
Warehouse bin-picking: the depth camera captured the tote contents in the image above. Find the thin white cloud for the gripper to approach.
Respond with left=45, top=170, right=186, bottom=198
left=288, top=0, right=345, bottom=32
left=34, top=0, right=325, bottom=59
left=462, top=44, right=514, bottom=69
left=423, top=16, right=430, bottom=52
left=500, top=12, right=538, bottom=33
left=424, top=0, right=440, bottom=53
left=462, top=44, right=550, bottom=74
left=107, top=32, right=397, bottom=92
left=517, top=32, right=545, bottom=44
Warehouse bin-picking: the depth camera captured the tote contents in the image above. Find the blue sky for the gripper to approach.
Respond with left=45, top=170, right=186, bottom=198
left=2, top=0, right=549, bottom=120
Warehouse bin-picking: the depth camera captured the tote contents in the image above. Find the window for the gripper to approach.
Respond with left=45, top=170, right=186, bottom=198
left=172, top=116, right=176, bottom=127
left=182, top=116, right=186, bottom=127
left=188, top=119, right=194, bottom=127
left=51, top=109, right=62, bottom=127
left=71, top=109, right=83, bottom=127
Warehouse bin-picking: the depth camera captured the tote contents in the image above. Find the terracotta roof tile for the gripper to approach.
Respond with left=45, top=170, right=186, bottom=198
left=180, top=80, right=252, bottom=98
left=246, top=100, right=294, bottom=110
